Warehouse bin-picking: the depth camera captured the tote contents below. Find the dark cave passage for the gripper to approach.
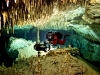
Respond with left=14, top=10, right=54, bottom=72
left=0, top=35, right=15, bottom=67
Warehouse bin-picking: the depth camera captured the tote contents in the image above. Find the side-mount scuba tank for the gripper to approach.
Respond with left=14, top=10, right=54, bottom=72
left=34, top=42, right=50, bottom=52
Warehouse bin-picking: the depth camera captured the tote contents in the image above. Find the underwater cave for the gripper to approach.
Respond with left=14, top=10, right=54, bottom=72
left=0, top=0, right=100, bottom=75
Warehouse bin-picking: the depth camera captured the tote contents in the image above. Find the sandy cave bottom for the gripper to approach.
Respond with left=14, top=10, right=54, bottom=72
left=0, top=48, right=100, bottom=75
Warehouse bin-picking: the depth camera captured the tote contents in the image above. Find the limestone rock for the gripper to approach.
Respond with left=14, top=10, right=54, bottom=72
left=5, top=37, right=38, bottom=61
left=70, top=34, right=100, bottom=62
left=90, top=0, right=100, bottom=4
left=82, top=4, right=100, bottom=24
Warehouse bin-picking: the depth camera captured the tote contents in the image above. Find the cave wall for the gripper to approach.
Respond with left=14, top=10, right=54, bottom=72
left=69, top=34, right=100, bottom=63
left=82, top=0, right=100, bottom=39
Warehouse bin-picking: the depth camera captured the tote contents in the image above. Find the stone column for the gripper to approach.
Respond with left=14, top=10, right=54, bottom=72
left=37, top=27, right=40, bottom=43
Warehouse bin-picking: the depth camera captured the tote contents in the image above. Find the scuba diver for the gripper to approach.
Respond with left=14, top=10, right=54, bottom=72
left=34, top=41, right=50, bottom=52
left=46, top=31, right=70, bottom=46
left=34, top=31, right=70, bottom=52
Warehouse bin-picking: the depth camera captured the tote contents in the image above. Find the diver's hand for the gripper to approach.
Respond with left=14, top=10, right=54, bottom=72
left=64, top=34, right=70, bottom=38
left=44, top=40, right=49, bottom=44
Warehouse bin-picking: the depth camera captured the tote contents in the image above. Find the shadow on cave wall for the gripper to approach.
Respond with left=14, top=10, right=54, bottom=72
left=0, top=35, right=15, bottom=67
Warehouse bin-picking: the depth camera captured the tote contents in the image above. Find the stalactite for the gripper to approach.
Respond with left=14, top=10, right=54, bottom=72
left=35, top=0, right=37, bottom=8
left=46, top=3, right=48, bottom=13
left=1, top=12, right=4, bottom=35
left=66, top=0, right=69, bottom=5
left=5, top=14, right=9, bottom=34
left=70, top=0, right=73, bottom=3
left=6, top=24, right=9, bottom=34
left=11, top=18, right=14, bottom=34
left=73, top=0, right=77, bottom=4
left=21, top=9, right=23, bottom=20
left=85, top=0, right=89, bottom=7
left=48, top=5, right=50, bottom=15
left=17, top=12, right=20, bottom=25
left=61, top=0, right=65, bottom=5
left=40, top=0, right=42, bottom=6
left=38, top=0, right=40, bottom=7
left=16, top=10, right=18, bottom=24
left=2, top=2, right=4, bottom=10
left=26, top=9, right=29, bottom=20
left=37, top=9, right=39, bottom=19
left=30, top=2, right=32, bottom=12
left=30, top=0, right=31, bottom=5
left=6, top=0, right=10, bottom=7
left=33, top=0, right=35, bottom=6
left=42, top=5, right=45, bottom=15
left=12, top=18, right=15, bottom=34
left=51, top=1, right=54, bottom=12
left=2, top=11, right=8, bottom=29
left=8, top=17, right=11, bottom=33
left=0, top=16, right=1, bottom=35
left=23, top=12, right=26, bottom=21
left=15, top=10, right=17, bottom=23
left=1, top=0, right=88, bottom=29
left=65, top=0, right=68, bottom=4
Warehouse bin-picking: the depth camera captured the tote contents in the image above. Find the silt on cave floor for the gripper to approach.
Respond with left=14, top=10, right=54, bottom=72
left=0, top=47, right=100, bottom=75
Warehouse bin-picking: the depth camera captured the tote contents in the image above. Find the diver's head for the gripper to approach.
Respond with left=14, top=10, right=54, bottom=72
left=46, top=32, right=54, bottom=41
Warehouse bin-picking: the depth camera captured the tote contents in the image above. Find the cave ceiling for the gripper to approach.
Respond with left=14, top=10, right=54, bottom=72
left=0, top=0, right=88, bottom=28
left=0, top=0, right=100, bottom=42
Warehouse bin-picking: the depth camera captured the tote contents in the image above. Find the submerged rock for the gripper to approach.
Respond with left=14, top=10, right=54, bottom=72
left=5, top=37, right=38, bottom=61
left=70, top=34, right=100, bottom=62
left=82, top=4, right=100, bottom=24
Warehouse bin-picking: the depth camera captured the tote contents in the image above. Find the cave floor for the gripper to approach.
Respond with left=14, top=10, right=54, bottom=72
left=0, top=48, right=100, bottom=75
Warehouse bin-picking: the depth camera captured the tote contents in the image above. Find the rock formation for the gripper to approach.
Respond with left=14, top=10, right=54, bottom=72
left=5, top=37, right=38, bottom=61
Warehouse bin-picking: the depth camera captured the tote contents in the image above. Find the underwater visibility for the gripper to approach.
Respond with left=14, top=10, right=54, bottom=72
left=0, top=0, right=100, bottom=75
